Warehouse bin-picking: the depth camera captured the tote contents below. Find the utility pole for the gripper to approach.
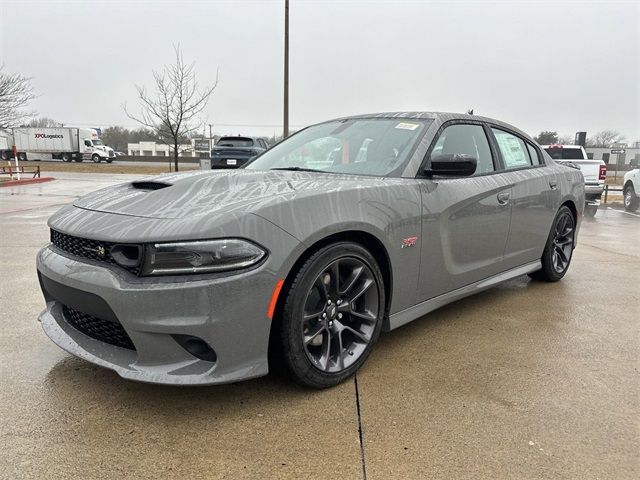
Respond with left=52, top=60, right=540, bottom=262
left=208, top=123, right=213, bottom=150
left=283, top=0, right=289, bottom=138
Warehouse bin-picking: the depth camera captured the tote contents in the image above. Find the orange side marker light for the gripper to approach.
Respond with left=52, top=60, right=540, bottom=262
left=267, top=279, right=285, bottom=320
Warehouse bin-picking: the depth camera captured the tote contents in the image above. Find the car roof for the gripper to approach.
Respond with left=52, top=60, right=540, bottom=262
left=324, top=111, right=535, bottom=142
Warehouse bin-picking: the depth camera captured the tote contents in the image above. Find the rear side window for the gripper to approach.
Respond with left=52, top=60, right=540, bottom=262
left=526, top=143, right=542, bottom=165
left=491, top=128, right=531, bottom=169
left=430, top=124, right=494, bottom=175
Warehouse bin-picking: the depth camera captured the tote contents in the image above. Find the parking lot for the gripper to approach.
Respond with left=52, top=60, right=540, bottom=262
left=1, top=174, right=638, bottom=479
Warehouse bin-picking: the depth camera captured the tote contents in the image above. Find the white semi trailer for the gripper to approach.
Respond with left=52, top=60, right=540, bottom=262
left=0, top=127, right=115, bottom=163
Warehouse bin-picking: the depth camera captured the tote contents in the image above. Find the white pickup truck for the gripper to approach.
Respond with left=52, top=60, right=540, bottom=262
left=543, top=144, right=606, bottom=217
left=623, top=168, right=639, bottom=212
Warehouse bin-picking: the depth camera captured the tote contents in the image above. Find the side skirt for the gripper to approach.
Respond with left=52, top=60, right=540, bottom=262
left=384, top=261, right=541, bottom=331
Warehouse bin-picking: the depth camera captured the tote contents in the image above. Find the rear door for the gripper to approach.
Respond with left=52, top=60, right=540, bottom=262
left=490, top=128, right=559, bottom=270
left=417, top=122, right=512, bottom=301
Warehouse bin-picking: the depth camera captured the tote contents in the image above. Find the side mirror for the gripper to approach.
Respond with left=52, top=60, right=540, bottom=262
left=425, top=153, right=477, bottom=177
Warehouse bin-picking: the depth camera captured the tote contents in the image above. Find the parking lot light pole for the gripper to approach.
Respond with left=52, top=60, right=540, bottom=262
left=283, top=0, right=289, bottom=138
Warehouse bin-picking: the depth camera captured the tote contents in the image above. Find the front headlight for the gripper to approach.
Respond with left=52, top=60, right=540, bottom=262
left=141, top=239, right=266, bottom=276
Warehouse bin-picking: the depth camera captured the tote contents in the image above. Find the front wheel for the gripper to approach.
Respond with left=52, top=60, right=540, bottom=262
left=92, top=154, right=101, bottom=163
left=278, top=242, right=385, bottom=388
left=624, top=184, right=639, bottom=212
left=529, top=206, right=576, bottom=282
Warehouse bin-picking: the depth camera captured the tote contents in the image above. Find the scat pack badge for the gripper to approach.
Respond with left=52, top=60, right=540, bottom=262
left=401, top=236, right=418, bottom=249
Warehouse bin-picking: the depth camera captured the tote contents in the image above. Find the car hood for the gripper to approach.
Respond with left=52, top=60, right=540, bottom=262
left=73, top=169, right=385, bottom=220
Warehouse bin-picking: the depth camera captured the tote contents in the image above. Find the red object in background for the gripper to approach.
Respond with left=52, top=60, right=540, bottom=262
left=12, top=145, right=17, bottom=158
left=599, top=164, right=607, bottom=181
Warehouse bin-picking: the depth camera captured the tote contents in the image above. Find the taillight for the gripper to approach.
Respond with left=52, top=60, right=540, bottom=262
left=599, top=164, right=606, bottom=181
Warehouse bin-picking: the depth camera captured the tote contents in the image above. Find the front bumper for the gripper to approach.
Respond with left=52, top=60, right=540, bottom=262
left=36, top=246, right=278, bottom=385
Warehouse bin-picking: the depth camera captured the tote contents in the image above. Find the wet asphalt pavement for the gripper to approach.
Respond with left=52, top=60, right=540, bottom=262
left=1, top=174, right=638, bottom=479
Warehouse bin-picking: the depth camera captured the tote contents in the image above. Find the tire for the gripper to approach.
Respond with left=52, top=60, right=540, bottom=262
left=624, top=184, right=639, bottom=212
left=92, top=154, right=101, bottom=163
left=106, top=159, right=113, bottom=163
left=529, top=206, right=576, bottom=282
left=74, top=158, right=84, bottom=162
left=584, top=204, right=598, bottom=218
left=278, top=242, right=386, bottom=388
left=0, top=151, right=8, bottom=161
left=61, top=152, right=72, bottom=162
left=17, top=152, right=27, bottom=162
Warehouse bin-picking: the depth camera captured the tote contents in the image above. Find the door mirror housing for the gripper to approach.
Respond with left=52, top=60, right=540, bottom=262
left=425, top=154, right=477, bottom=177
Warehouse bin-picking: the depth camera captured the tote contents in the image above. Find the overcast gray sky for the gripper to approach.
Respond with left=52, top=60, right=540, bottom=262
left=1, top=0, right=638, bottom=140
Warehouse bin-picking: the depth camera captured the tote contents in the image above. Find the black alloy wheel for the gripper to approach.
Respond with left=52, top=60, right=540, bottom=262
left=529, top=205, right=576, bottom=282
left=278, top=242, right=385, bottom=388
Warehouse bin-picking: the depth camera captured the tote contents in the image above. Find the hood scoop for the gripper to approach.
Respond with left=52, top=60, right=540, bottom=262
left=130, top=181, right=172, bottom=191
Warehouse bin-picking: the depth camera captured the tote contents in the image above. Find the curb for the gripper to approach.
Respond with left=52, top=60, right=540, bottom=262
left=0, top=177, right=55, bottom=188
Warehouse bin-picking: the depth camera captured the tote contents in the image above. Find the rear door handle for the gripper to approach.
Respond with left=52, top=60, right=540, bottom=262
left=497, top=191, right=510, bottom=205
left=549, top=180, right=558, bottom=190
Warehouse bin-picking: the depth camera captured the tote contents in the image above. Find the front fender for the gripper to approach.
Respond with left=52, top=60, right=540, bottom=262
left=253, top=180, right=424, bottom=314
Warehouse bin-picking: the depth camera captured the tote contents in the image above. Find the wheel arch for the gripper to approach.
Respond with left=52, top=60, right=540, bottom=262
left=560, top=199, right=578, bottom=222
left=267, top=229, right=393, bottom=366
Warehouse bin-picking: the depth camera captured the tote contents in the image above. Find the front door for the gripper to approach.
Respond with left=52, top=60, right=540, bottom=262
left=417, top=123, right=512, bottom=302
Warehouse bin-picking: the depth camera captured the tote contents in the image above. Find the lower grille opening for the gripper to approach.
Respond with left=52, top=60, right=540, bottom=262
left=62, top=305, right=135, bottom=351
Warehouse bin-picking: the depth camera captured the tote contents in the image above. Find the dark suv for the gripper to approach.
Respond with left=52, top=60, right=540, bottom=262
left=210, top=136, right=268, bottom=169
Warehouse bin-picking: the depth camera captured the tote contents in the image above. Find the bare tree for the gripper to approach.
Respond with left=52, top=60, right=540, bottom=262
left=0, top=66, right=37, bottom=128
left=123, top=46, right=217, bottom=171
left=23, top=116, right=60, bottom=128
left=586, top=130, right=626, bottom=148
left=557, top=134, right=574, bottom=145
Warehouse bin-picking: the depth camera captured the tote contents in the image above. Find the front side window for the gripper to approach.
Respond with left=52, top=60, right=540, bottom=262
left=492, top=128, right=531, bottom=169
left=246, top=118, right=430, bottom=177
left=429, top=124, right=494, bottom=175
left=84, top=140, right=92, bottom=147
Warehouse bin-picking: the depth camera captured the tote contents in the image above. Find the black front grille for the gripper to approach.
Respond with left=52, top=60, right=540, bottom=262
left=63, top=305, right=135, bottom=350
left=50, top=229, right=141, bottom=275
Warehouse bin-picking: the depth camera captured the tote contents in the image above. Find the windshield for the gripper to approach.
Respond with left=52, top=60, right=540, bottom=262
left=544, top=147, right=585, bottom=160
left=217, top=137, right=254, bottom=148
left=245, top=118, right=429, bottom=176
left=92, top=139, right=104, bottom=146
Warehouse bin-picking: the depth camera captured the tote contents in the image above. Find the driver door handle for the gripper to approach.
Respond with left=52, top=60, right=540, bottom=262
left=549, top=180, right=558, bottom=190
left=497, top=191, right=510, bottom=205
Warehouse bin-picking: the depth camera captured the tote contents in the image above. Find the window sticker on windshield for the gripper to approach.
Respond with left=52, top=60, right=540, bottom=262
left=395, top=122, right=420, bottom=131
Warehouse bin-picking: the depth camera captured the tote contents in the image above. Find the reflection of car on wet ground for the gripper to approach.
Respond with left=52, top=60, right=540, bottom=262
left=623, top=168, right=640, bottom=212
left=210, top=136, right=268, bottom=169
left=542, top=144, right=606, bottom=217
left=36, top=112, right=584, bottom=388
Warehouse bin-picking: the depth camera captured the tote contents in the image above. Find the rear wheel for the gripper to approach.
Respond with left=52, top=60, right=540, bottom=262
left=584, top=204, right=598, bottom=218
left=278, top=242, right=385, bottom=388
left=529, top=206, right=575, bottom=282
left=61, top=152, right=72, bottom=162
left=624, top=184, right=639, bottom=212
left=18, top=152, right=27, bottom=161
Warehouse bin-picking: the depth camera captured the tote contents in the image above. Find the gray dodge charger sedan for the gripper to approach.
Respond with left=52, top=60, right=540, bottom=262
left=37, top=112, right=585, bottom=388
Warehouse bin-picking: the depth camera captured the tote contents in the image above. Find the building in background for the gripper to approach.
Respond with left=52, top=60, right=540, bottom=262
left=127, top=139, right=210, bottom=158
left=585, top=146, right=640, bottom=169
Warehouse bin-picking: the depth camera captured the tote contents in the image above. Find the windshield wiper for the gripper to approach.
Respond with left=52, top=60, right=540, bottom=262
left=270, top=166, right=328, bottom=173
